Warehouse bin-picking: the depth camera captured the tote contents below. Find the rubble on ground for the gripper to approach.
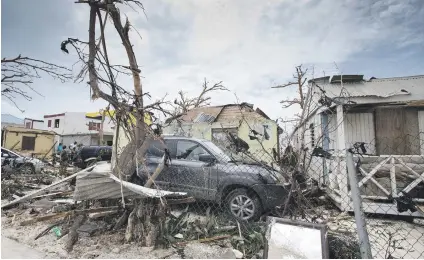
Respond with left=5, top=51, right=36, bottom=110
left=2, top=162, right=424, bottom=259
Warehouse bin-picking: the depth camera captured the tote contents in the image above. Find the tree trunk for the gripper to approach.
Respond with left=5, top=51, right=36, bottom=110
left=124, top=198, right=167, bottom=247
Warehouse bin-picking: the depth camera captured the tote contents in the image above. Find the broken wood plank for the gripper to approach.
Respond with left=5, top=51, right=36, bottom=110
left=88, top=210, right=118, bottom=219
left=174, top=235, right=232, bottom=246
left=20, top=211, right=71, bottom=226
left=166, top=197, right=196, bottom=205
left=1, top=166, right=95, bottom=209
left=32, top=191, right=73, bottom=199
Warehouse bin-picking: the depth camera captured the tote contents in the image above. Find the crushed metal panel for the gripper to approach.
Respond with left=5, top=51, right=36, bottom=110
left=264, top=217, right=329, bottom=259
left=315, top=75, right=424, bottom=100
left=73, top=164, right=187, bottom=201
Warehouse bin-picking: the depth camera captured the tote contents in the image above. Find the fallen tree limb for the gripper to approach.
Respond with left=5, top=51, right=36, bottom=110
left=144, top=154, right=166, bottom=188
left=65, top=214, right=87, bottom=252
left=113, top=210, right=129, bottom=231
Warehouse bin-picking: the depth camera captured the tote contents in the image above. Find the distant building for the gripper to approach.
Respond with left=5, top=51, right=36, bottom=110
left=43, top=111, right=115, bottom=147
left=2, top=126, right=57, bottom=158
left=24, top=118, right=44, bottom=130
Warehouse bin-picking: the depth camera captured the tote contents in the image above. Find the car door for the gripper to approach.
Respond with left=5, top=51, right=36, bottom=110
left=168, top=140, right=213, bottom=200
left=144, top=139, right=175, bottom=190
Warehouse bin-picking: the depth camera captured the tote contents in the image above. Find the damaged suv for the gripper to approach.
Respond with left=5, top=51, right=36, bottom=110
left=132, top=136, right=289, bottom=221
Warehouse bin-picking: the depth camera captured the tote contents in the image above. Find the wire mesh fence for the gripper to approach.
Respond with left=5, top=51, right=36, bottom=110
left=130, top=116, right=424, bottom=258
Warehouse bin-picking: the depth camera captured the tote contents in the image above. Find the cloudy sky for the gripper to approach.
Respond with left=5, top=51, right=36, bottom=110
left=2, top=0, right=424, bottom=123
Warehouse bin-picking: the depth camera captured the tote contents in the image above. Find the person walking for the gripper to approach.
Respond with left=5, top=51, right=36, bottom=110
left=59, top=145, right=69, bottom=175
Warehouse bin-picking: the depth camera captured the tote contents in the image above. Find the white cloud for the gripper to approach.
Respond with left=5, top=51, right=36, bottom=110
left=2, top=0, right=423, bottom=126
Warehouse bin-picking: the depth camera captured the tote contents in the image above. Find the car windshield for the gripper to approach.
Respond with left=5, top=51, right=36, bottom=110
left=2, top=149, right=22, bottom=158
left=202, top=141, right=262, bottom=165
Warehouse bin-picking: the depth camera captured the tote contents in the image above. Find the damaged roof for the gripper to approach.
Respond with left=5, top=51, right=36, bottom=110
left=167, top=103, right=272, bottom=124
left=312, top=75, right=424, bottom=101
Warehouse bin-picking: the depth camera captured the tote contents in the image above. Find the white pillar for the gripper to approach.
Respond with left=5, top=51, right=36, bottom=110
left=336, top=105, right=349, bottom=211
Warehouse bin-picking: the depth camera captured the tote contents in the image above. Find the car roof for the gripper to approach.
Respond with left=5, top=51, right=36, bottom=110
left=162, top=135, right=209, bottom=143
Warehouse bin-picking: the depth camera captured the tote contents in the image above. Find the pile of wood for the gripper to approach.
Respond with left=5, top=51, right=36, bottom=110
left=1, top=164, right=196, bottom=253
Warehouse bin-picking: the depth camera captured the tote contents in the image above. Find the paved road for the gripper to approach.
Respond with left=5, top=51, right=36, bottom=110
left=1, top=237, right=44, bottom=259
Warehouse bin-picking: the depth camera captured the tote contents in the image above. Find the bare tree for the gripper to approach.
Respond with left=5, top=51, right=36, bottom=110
left=171, top=78, right=227, bottom=116
left=62, top=0, right=172, bottom=247
left=272, top=65, right=308, bottom=109
left=1, top=55, right=72, bottom=111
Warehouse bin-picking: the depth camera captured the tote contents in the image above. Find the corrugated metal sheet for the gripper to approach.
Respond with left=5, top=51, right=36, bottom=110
left=326, top=113, right=376, bottom=153
left=344, top=113, right=376, bottom=154
left=313, top=75, right=424, bottom=100
left=74, top=163, right=187, bottom=201
left=178, top=106, right=224, bottom=122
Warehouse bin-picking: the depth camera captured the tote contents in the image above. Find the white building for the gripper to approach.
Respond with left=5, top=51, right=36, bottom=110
left=24, top=118, right=44, bottom=130
left=43, top=112, right=115, bottom=147
left=292, top=75, right=424, bottom=216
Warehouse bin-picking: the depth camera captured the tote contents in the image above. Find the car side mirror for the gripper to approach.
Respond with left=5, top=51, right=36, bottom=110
left=199, top=154, right=216, bottom=164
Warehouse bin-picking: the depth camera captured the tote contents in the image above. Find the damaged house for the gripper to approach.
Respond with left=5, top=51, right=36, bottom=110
left=163, top=103, right=282, bottom=161
left=293, top=74, right=424, bottom=216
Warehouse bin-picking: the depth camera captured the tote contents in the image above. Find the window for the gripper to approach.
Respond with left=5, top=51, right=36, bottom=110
left=22, top=136, right=36, bottom=151
left=89, top=122, right=101, bottom=130
left=147, top=140, right=166, bottom=157
left=25, top=122, right=32, bottom=129
left=177, top=140, right=209, bottom=161
left=48, top=120, right=52, bottom=127
left=54, top=119, right=60, bottom=128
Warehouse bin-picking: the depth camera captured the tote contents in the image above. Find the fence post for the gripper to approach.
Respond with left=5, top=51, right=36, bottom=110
left=346, top=150, right=373, bottom=259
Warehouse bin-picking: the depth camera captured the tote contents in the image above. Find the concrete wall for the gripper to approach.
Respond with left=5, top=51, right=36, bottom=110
left=44, top=114, right=66, bottom=134
left=3, top=128, right=55, bottom=157
left=44, top=112, right=113, bottom=135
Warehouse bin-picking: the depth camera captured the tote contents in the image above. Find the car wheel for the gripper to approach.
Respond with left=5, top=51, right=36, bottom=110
left=20, top=164, right=35, bottom=174
left=225, top=188, right=262, bottom=221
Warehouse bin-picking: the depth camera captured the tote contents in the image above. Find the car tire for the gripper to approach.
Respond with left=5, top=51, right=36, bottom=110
left=20, top=164, right=35, bottom=174
left=225, top=188, right=262, bottom=221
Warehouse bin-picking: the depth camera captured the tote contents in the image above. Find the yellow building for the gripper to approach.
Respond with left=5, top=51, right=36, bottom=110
left=1, top=126, right=57, bottom=158
left=163, top=103, right=283, bottom=162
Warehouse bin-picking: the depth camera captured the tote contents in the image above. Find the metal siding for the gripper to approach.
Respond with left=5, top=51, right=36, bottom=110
left=419, top=111, right=424, bottom=155
left=375, top=108, right=420, bottom=155
left=344, top=113, right=376, bottom=154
